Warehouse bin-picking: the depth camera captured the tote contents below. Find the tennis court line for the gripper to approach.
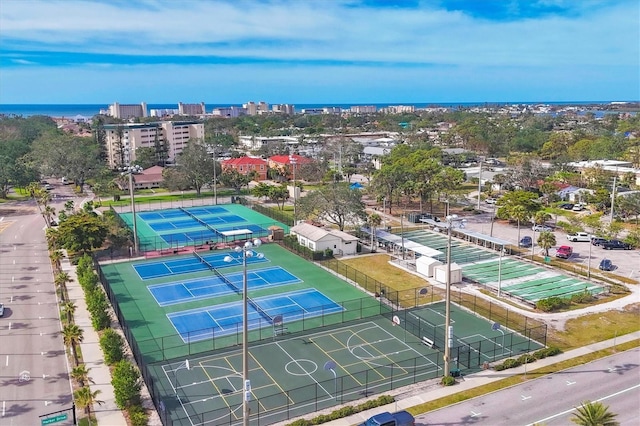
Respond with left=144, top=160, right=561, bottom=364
left=274, top=341, right=335, bottom=399
left=458, top=333, right=510, bottom=359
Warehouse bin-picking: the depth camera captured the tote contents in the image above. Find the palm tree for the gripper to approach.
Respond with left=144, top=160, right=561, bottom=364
left=74, top=386, right=103, bottom=424
left=510, top=205, right=531, bottom=247
left=61, top=301, right=77, bottom=324
left=71, top=364, right=93, bottom=387
left=571, top=401, right=619, bottom=426
left=54, top=271, right=71, bottom=302
left=537, top=231, right=557, bottom=256
left=368, top=213, right=382, bottom=252
left=533, top=211, right=551, bottom=226
left=62, top=324, right=84, bottom=366
left=49, top=249, right=64, bottom=273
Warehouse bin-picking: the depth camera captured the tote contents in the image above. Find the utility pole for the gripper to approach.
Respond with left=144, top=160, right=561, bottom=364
left=477, top=157, right=483, bottom=210
left=609, top=175, right=617, bottom=223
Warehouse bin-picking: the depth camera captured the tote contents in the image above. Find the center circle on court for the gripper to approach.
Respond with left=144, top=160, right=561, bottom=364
left=285, top=359, right=318, bottom=376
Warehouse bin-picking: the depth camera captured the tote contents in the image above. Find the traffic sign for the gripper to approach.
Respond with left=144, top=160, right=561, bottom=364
left=41, top=413, right=67, bottom=425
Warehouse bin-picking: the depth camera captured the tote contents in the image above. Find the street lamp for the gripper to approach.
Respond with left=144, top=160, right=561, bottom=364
left=121, top=164, right=142, bottom=255
left=444, top=214, right=466, bottom=378
left=224, top=239, right=264, bottom=426
left=289, top=154, right=297, bottom=225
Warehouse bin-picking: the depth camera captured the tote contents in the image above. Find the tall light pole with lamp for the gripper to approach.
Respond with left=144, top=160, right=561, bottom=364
left=444, top=214, right=466, bottom=377
left=224, top=239, right=264, bottom=426
left=121, top=162, right=142, bottom=256
left=289, top=154, right=297, bottom=225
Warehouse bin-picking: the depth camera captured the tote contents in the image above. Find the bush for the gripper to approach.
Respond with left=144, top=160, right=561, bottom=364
left=536, top=296, right=569, bottom=312
left=100, top=329, right=125, bottom=365
left=502, top=358, right=522, bottom=369
left=112, top=361, right=141, bottom=409
left=127, top=404, right=148, bottom=426
left=517, top=354, right=536, bottom=364
left=441, top=375, right=456, bottom=386
left=284, top=395, right=395, bottom=426
left=570, top=290, right=595, bottom=304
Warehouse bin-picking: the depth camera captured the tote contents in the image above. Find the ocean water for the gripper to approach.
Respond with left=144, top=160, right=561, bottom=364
left=0, top=101, right=618, bottom=118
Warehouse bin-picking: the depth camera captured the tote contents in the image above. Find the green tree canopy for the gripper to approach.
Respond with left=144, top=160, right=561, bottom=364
left=54, top=211, right=109, bottom=254
left=296, top=183, right=366, bottom=231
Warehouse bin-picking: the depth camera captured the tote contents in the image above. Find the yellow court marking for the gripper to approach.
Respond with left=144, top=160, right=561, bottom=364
left=0, top=220, right=15, bottom=233
left=250, top=352, right=295, bottom=405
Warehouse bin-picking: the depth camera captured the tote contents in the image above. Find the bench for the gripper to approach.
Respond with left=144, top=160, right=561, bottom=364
left=274, top=327, right=288, bottom=336
left=422, top=337, right=435, bottom=349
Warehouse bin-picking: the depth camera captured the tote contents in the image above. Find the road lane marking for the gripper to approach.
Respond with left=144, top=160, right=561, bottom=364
left=521, top=395, right=531, bottom=400
left=2, top=400, right=5, bottom=416
left=8, top=323, right=11, bottom=330
left=470, top=411, right=481, bottom=417
left=4, top=356, right=8, bottom=366
left=527, top=383, right=640, bottom=426
left=566, top=380, right=576, bottom=385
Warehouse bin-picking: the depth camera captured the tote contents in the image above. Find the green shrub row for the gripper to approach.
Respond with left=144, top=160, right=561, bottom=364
left=535, top=296, right=570, bottom=312
left=76, top=255, right=111, bottom=331
left=99, top=328, right=125, bottom=365
left=285, top=395, right=395, bottom=425
left=494, top=346, right=562, bottom=371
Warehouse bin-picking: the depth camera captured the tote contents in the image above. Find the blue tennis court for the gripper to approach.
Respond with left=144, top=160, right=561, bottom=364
left=139, top=209, right=194, bottom=221
left=159, top=230, right=219, bottom=245
left=183, top=206, right=230, bottom=216
left=133, top=251, right=269, bottom=280
left=167, top=288, right=345, bottom=343
left=148, top=266, right=302, bottom=306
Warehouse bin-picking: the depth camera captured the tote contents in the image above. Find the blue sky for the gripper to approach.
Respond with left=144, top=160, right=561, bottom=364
left=0, top=0, right=638, bottom=104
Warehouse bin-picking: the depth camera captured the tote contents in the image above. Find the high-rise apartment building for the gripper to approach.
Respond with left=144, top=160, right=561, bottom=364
left=178, top=102, right=206, bottom=116
left=350, top=105, right=377, bottom=113
left=107, top=102, right=148, bottom=119
left=102, top=121, right=205, bottom=168
left=272, top=104, right=296, bottom=114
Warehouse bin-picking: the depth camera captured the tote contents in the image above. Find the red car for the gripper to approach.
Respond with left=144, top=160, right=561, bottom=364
left=556, top=245, right=573, bottom=259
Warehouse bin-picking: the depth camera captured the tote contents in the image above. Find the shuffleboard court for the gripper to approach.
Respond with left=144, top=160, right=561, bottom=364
left=134, top=251, right=269, bottom=280
left=167, top=288, right=344, bottom=342
left=148, top=266, right=302, bottom=306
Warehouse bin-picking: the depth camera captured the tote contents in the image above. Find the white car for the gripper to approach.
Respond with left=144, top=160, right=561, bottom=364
left=532, top=225, right=552, bottom=232
left=485, top=198, right=497, bottom=204
left=0, top=303, right=4, bottom=317
left=572, top=204, right=585, bottom=211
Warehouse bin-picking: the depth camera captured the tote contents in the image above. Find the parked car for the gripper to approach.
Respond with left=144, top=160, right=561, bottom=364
left=599, top=259, right=613, bottom=271
left=485, top=198, right=497, bottom=204
left=602, top=240, right=632, bottom=250
left=0, top=303, right=4, bottom=317
left=556, top=245, right=573, bottom=259
left=362, top=411, right=415, bottom=426
left=572, top=204, right=585, bottom=211
left=567, top=232, right=591, bottom=242
left=532, top=225, right=553, bottom=232
left=591, top=237, right=608, bottom=246
left=519, top=236, right=533, bottom=248
left=560, top=203, right=574, bottom=210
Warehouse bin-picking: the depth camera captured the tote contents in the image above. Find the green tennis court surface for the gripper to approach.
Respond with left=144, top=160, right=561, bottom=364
left=118, top=203, right=290, bottom=251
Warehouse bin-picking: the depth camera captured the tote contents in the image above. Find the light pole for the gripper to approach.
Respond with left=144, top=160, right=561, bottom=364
left=224, top=239, right=264, bottom=426
left=444, top=214, right=466, bottom=378
left=213, top=145, right=218, bottom=205
left=497, top=246, right=504, bottom=298
left=121, top=163, right=142, bottom=255
left=289, top=154, right=297, bottom=225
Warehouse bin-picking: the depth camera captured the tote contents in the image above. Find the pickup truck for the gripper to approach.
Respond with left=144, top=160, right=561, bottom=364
left=362, top=410, right=415, bottom=426
left=567, top=232, right=591, bottom=242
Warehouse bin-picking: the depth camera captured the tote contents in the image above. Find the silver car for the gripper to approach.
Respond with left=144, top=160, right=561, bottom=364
left=532, top=225, right=552, bottom=232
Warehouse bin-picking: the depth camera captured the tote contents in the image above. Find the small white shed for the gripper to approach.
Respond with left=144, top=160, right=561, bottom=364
left=416, top=256, right=442, bottom=278
left=434, top=263, right=462, bottom=285
left=290, top=223, right=359, bottom=256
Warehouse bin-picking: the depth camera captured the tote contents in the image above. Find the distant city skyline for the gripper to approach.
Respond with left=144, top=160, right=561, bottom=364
left=1, top=0, right=638, bottom=104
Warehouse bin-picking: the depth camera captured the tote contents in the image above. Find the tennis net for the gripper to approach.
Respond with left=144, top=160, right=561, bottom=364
left=181, top=207, right=221, bottom=236
left=193, top=251, right=242, bottom=294
left=192, top=251, right=273, bottom=323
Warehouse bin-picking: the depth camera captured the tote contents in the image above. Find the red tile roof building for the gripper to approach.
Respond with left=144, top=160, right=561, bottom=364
left=268, top=154, right=312, bottom=180
left=221, top=156, right=269, bottom=180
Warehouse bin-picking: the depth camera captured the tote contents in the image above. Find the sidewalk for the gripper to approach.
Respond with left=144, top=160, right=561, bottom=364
left=278, top=331, right=640, bottom=426
left=63, top=257, right=128, bottom=426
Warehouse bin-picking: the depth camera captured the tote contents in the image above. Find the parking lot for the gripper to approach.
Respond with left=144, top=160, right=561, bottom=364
left=461, top=211, right=640, bottom=283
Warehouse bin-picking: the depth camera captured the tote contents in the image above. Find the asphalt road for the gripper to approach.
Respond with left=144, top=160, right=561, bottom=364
left=0, top=202, right=74, bottom=425
left=416, top=347, right=640, bottom=425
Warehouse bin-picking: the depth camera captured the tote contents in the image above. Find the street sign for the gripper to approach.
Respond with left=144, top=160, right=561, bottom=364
left=41, top=413, right=67, bottom=425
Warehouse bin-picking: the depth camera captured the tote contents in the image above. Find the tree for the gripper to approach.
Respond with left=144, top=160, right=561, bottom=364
left=537, top=231, right=556, bottom=256
left=62, top=324, right=84, bottom=366
left=30, top=132, right=104, bottom=192
left=511, top=205, right=531, bottom=246
left=171, top=139, right=216, bottom=196
left=533, top=211, right=551, bottom=226
left=54, top=271, right=71, bottom=302
left=112, top=361, right=142, bottom=409
left=54, top=212, right=109, bottom=254
left=296, top=183, right=366, bottom=231
left=219, top=168, right=253, bottom=194
left=99, top=329, right=125, bottom=365
left=132, top=147, right=158, bottom=169
left=71, top=364, right=93, bottom=387
left=74, top=386, right=103, bottom=421
left=268, top=184, right=290, bottom=210
left=368, top=213, right=382, bottom=251
left=61, top=300, right=76, bottom=324
left=251, top=182, right=272, bottom=200
left=571, top=401, right=619, bottom=426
